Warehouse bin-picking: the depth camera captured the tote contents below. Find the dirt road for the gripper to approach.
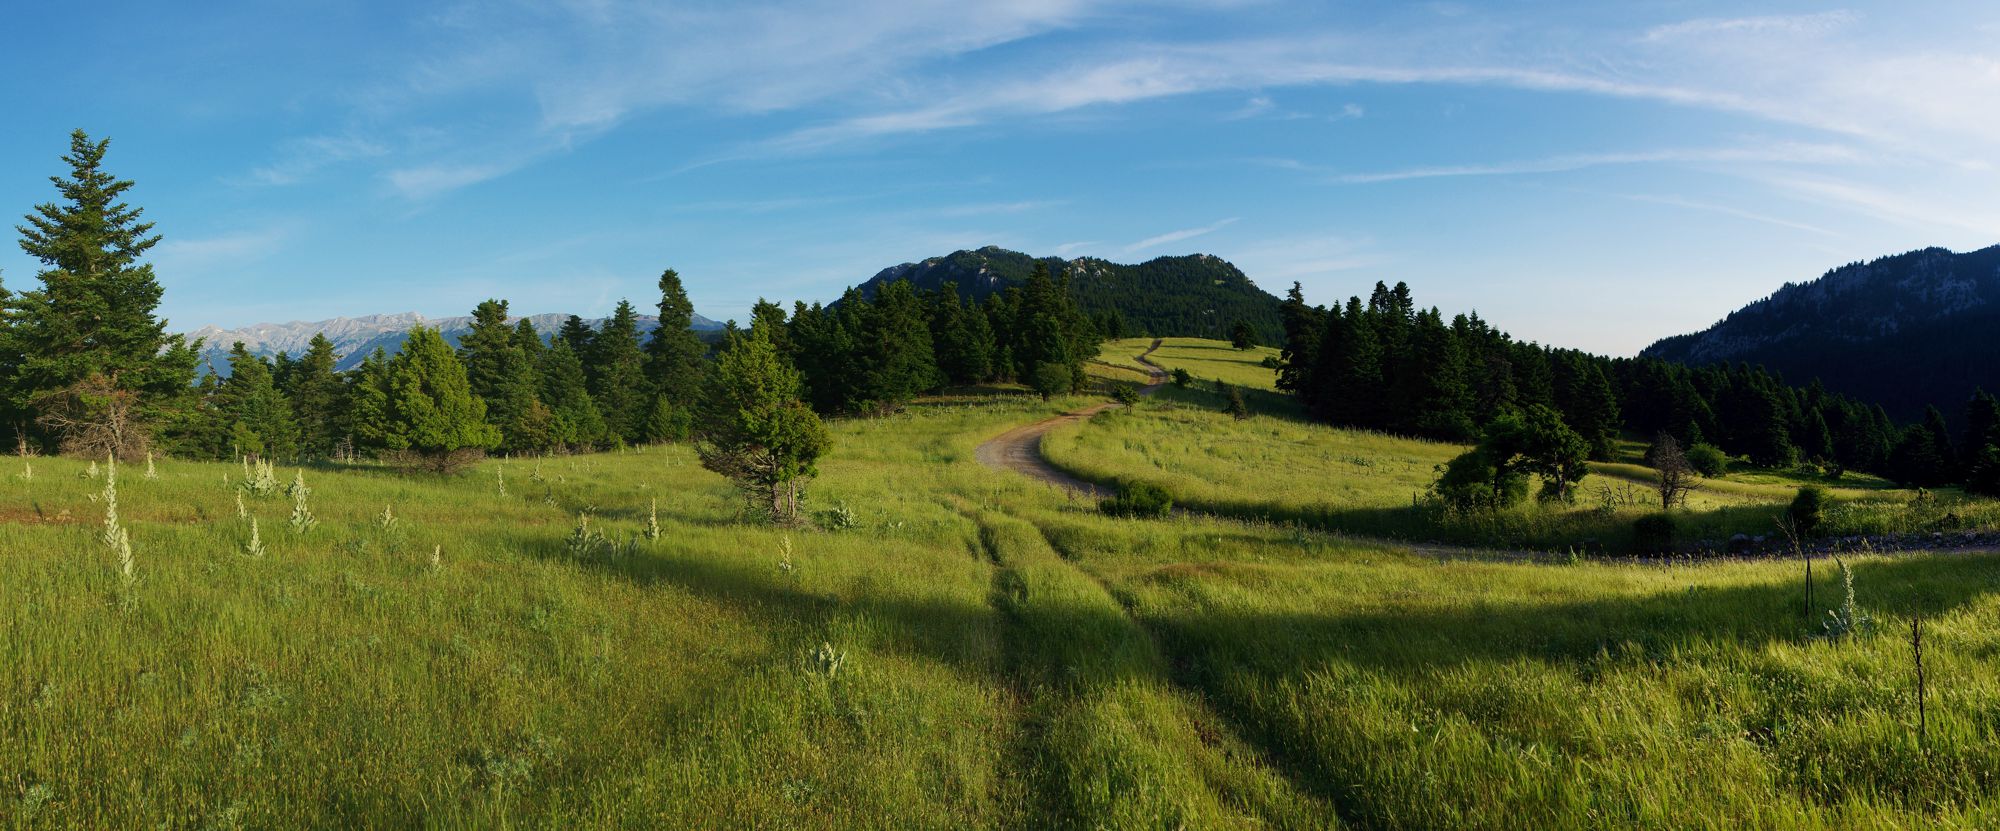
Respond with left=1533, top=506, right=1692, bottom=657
left=973, top=340, right=1166, bottom=495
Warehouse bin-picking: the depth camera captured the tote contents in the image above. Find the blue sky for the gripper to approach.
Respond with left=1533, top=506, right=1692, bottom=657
left=4, top=1, right=1998, bottom=355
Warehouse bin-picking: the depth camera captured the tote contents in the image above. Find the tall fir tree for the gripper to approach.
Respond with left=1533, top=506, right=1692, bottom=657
left=287, top=334, right=348, bottom=458
left=855, top=280, right=941, bottom=411
left=9, top=130, right=199, bottom=455
left=382, top=326, right=500, bottom=468
left=459, top=299, right=541, bottom=452
left=644, top=269, right=708, bottom=406
left=538, top=337, right=608, bottom=451
left=588, top=300, right=649, bottom=444
left=215, top=342, right=299, bottom=459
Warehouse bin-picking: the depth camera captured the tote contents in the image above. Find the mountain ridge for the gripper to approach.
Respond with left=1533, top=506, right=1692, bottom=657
left=189, top=310, right=724, bottom=375
left=852, top=246, right=1285, bottom=342
left=1641, top=244, right=2000, bottom=422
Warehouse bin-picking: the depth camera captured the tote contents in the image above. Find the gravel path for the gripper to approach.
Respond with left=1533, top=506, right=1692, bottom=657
left=974, top=340, right=1166, bottom=495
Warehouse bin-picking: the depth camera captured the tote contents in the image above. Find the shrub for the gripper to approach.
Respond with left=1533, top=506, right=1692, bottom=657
left=1100, top=481, right=1173, bottom=518
left=1029, top=362, right=1072, bottom=401
left=1170, top=368, right=1192, bottom=388
left=1685, top=443, right=1729, bottom=477
left=1632, top=513, right=1676, bottom=554
left=1788, top=485, right=1828, bottom=538
left=1258, top=356, right=1281, bottom=369
left=1431, top=448, right=1527, bottom=514
left=1225, top=385, right=1250, bottom=421
left=1109, top=383, right=1139, bottom=406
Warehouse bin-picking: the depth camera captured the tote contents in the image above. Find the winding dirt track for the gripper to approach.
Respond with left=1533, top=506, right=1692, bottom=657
left=974, top=340, right=1167, bottom=495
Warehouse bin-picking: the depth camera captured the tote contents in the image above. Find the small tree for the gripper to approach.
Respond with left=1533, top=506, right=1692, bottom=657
left=1685, top=442, right=1729, bottom=477
left=1648, top=432, right=1697, bottom=509
left=383, top=326, right=500, bottom=471
left=1229, top=320, right=1256, bottom=350
left=1788, top=485, right=1827, bottom=539
left=695, top=332, right=831, bottom=524
left=1028, top=361, right=1071, bottom=402
left=1224, top=383, right=1250, bottom=421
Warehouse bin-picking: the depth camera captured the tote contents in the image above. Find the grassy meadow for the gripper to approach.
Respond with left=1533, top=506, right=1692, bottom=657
left=1053, top=339, right=2000, bottom=553
left=3, top=342, right=2000, bottom=827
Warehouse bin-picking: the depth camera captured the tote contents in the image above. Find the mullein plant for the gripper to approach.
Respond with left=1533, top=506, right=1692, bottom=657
left=287, top=471, right=316, bottom=533
left=100, top=456, right=134, bottom=587
left=244, top=517, right=267, bottom=558
left=644, top=498, right=662, bottom=541
left=143, top=451, right=159, bottom=480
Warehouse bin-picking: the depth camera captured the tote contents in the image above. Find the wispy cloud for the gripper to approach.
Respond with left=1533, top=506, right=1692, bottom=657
left=1052, top=240, right=1101, bottom=256
left=154, top=225, right=296, bottom=270
left=1641, top=11, right=1859, bottom=43
left=1330, top=143, right=1858, bottom=184
left=1621, top=194, right=1835, bottom=236
left=1125, top=217, right=1238, bottom=253
left=244, top=135, right=389, bottom=186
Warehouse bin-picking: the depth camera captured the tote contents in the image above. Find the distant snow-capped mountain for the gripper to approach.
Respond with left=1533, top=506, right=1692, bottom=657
left=186, top=310, right=723, bottom=375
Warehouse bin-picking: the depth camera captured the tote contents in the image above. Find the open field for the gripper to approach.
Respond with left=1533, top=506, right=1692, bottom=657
left=5, top=346, right=2000, bottom=827
left=1055, top=342, right=2000, bottom=553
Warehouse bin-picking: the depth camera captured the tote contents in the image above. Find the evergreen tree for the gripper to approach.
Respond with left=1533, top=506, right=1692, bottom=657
left=9, top=130, right=199, bottom=456
left=348, top=348, right=394, bottom=454
left=287, top=334, right=347, bottom=458
left=1922, top=405, right=1959, bottom=480
left=1229, top=319, right=1256, bottom=350
left=1889, top=424, right=1951, bottom=487
left=644, top=268, right=708, bottom=406
left=694, top=330, right=831, bottom=524
left=1275, top=282, right=1325, bottom=395
left=558, top=315, right=595, bottom=356
left=459, top=299, right=541, bottom=452
left=215, top=342, right=299, bottom=459
left=1393, top=309, right=1475, bottom=440
left=382, top=326, right=500, bottom=469
left=928, top=285, right=994, bottom=386
left=538, top=337, right=607, bottom=451
left=855, top=280, right=941, bottom=411
left=588, top=300, right=649, bottom=443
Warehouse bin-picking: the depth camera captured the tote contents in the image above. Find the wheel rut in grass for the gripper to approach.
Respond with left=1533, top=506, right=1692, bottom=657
left=974, top=340, right=1166, bottom=496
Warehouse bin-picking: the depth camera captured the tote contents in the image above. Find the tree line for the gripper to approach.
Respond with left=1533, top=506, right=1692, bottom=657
left=1277, top=281, right=2000, bottom=495
left=0, top=132, right=1113, bottom=519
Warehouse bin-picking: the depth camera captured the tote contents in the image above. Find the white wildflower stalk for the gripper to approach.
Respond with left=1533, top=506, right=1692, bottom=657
left=287, top=470, right=316, bottom=533
left=244, top=517, right=266, bottom=558
left=85, top=460, right=100, bottom=480
left=430, top=545, right=442, bottom=571
left=101, top=458, right=134, bottom=585
left=235, top=490, right=248, bottom=519
left=496, top=466, right=507, bottom=497
left=17, top=460, right=30, bottom=481
left=644, top=498, right=661, bottom=541
left=377, top=504, right=397, bottom=530
left=143, top=451, right=158, bottom=481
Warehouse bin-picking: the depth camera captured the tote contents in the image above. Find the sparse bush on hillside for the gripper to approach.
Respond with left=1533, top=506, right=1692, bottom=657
left=1789, top=485, right=1828, bottom=538
left=1258, top=356, right=1280, bottom=370
left=1224, top=384, right=1249, bottom=421
left=1110, top=383, right=1139, bottom=406
left=1170, top=368, right=1192, bottom=388
left=1431, top=448, right=1527, bottom=513
left=1632, top=513, right=1676, bottom=554
left=1686, top=442, right=1729, bottom=477
left=1100, top=481, right=1173, bottom=518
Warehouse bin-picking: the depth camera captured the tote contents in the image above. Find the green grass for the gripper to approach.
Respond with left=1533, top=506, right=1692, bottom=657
left=1063, top=341, right=2000, bottom=553
left=6, top=357, right=2000, bottom=827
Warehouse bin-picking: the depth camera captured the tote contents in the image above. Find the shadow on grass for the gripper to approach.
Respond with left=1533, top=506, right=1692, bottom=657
left=1123, top=551, right=2000, bottom=822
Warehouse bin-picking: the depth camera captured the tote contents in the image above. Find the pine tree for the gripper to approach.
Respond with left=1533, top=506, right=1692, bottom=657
left=1922, top=405, right=1958, bottom=481
left=215, top=343, right=299, bottom=460
left=1229, top=319, right=1256, bottom=350
left=928, top=285, right=994, bottom=386
left=589, top=300, right=649, bottom=444
left=287, top=334, right=347, bottom=458
left=538, top=337, right=607, bottom=451
left=1393, top=309, right=1475, bottom=440
left=644, top=269, right=708, bottom=408
left=1276, top=282, right=1325, bottom=395
left=382, top=326, right=500, bottom=470
left=855, top=280, right=941, bottom=411
left=348, top=348, right=395, bottom=453
left=459, top=299, right=541, bottom=452
left=694, top=330, right=831, bottom=524
left=10, top=130, right=199, bottom=457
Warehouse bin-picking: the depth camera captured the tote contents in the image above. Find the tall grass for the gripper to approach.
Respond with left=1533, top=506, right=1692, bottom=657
left=3, top=372, right=1999, bottom=827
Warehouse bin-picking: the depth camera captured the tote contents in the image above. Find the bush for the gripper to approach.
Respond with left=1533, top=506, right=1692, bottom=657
left=1109, top=383, right=1140, bottom=405
left=1258, top=356, right=1281, bottom=369
left=1029, top=362, right=1072, bottom=401
left=1632, top=513, right=1676, bottom=554
left=1170, top=368, right=1192, bottom=388
left=1685, top=443, right=1729, bottom=477
left=1788, top=485, right=1827, bottom=538
left=1100, top=481, right=1173, bottom=518
left=1431, top=449, right=1527, bottom=514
